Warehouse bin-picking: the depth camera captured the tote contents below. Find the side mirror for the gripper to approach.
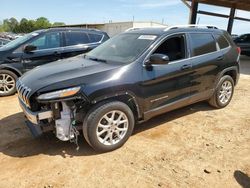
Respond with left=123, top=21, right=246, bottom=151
left=23, top=44, right=37, bottom=53
left=146, top=53, right=169, bottom=66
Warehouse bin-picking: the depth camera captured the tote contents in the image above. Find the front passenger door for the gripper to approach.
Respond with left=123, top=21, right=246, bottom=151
left=22, top=32, right=63, bottom=71
left=142, top=34, right=193, bottom=115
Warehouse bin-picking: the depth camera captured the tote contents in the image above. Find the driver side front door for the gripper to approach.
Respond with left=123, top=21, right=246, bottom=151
left=21, top=32, right=63, bottom=72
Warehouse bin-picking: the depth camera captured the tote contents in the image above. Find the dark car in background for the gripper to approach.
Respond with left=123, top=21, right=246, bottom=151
left=0, top=28, right=109, bottom=96
left=234, top=33, right=250, bottom=56
left=0, top=38, right=10, bottom=47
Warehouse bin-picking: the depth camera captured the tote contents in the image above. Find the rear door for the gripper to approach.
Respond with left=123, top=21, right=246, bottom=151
left=187, top=32, right=223, bottom=102
left=21, top=31, right=63, bottom=71
left=61, top=31, right=94, bottom=58
left=142, top=34, right=193, bottom=116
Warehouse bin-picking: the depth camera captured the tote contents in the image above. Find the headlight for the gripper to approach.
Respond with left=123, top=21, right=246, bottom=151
left=37, top=87, right=81, bottom=100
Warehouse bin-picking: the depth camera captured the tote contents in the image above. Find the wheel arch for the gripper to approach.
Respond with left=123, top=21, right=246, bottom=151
left=90, top=92, right=143, bottom=121
left=0, top=65, right=22, bottom=77
left=215, top=66, right=239, bottom=87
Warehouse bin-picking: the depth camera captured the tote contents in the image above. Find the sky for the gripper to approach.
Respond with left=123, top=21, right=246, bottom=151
left=1, top=0, right=250, bottom=35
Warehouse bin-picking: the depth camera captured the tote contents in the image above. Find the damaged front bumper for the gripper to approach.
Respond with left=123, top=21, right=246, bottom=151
left=19, top=98, right=53, bottom=125
left=19, top=99, right=54, bottom=137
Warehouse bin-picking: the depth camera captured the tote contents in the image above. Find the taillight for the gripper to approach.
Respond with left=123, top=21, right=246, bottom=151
left=237, top=47, right=241, bottom=54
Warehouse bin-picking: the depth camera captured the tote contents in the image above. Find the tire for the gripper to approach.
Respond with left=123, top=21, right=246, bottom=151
left=208, top=75, right=234, bottom=108
left=83, top=101, right=135, bottom=152
left=0, top=70, right=18, bottom=97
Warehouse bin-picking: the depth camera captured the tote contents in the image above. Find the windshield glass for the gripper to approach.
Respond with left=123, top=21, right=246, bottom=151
left=86, top=33, right=158, bottom=64
left=0, top=32, right=40, bottom=51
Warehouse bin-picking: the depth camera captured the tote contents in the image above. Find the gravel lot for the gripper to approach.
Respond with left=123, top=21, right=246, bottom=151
left=0, top=56, right=250, bottom=188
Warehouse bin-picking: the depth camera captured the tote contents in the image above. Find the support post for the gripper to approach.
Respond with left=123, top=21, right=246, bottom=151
left=227, top=7, right=236, bottom=34
left=189, top=0, right=199, bottom=24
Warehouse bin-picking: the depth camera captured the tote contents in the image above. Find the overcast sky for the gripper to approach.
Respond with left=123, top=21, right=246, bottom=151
left=1, top=0, right=250, bottom=35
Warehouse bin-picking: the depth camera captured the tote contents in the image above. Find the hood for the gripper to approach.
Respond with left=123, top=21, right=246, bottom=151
left=19, top=55, right=120, bottom=95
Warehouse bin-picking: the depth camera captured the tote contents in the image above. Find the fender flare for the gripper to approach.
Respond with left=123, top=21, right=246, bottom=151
left=214, top=66, right=239, bottom=88
left=0, top=64, right=22, bottom=77
left=90, top=91, right=143, bottom=119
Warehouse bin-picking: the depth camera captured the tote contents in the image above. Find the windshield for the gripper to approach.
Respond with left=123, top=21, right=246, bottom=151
left=86, top=33, right=158, bottom=64
left=0, top=31, right=40, bottom=51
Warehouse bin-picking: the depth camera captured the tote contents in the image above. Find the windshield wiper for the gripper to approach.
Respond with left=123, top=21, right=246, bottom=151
left=88, top=57, right=107, bottom=63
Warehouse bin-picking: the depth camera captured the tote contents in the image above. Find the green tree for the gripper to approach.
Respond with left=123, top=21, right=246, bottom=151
left=0, top=21, right=3, bottom=32
left=17, top=18, right=36, bottom=33
left=2, top=19, right=11, bottom=32
left=0, top=17, right=65, bottom=33
left=52, top=22, right=65, bottom=27
left=35, top=17, right=51, bottom=29
left=9, top=17, right=19, bottom=31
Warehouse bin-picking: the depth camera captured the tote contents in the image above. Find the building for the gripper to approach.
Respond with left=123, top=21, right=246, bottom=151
left=56, top=21, right=167, bottom=37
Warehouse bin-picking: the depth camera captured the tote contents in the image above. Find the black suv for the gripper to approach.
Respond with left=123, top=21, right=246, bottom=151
left=17, top=25, right=240, bottom=152
left=0, top=28, right=109, bottom=96
left=234, top=33, right=250, bottom=56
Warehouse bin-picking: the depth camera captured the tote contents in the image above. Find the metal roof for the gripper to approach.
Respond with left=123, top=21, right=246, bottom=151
left=188, top=0, right=250, bottom=11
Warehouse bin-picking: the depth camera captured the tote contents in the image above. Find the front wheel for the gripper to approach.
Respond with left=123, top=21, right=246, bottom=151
left=0, top=70, right=18, bottom=97
left=83, top=101, right=135, bottom=152
left=208, top=75, right=234, bottom=108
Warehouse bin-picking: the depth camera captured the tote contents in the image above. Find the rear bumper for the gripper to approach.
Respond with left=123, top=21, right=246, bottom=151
left=18, top=98, right=53, bottom=125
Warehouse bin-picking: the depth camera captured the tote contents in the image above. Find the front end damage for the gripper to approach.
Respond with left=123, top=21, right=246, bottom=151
left=17, top=81, right=87, bottom=149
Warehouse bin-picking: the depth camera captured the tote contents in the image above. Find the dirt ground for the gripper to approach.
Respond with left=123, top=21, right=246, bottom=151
left=0, top=57, right=250, bottom=188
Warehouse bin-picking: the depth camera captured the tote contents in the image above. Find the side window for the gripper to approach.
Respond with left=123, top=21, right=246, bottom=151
left=153, top=35, right=186, bottom=62
left=215, top=34, right=230, bottom=49
left=30, top=32, right=60, bottom=50
left=65, top=31, right=90, bottom=46
left=241, top=34, right=250, bottom=42
left=189, top=33, right=217, bottom=57
left=88, top=33, right=103, bottom=43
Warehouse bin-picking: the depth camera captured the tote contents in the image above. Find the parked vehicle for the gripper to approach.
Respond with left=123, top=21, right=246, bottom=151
left=0, top=28, right=109, bottom=96
left=17, top=25, right=240, bottom=152
left=0, top=38, right=10, bottom=47
left=234, top=33, right=250, bottom=56
left=231, top=34, right=238, bottom=40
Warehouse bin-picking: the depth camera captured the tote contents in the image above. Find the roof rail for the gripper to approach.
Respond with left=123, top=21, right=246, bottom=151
left=125, top=27, right=142, bottom=32
left=125, top=26, right=166, bottom=32
left=164, top=24, right=218, bottom=31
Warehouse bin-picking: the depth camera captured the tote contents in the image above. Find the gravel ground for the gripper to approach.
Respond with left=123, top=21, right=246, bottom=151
left=0, top=56, right=250, bottom=188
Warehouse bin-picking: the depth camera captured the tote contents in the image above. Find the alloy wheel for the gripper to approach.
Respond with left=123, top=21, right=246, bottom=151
left=96, top=110, right=129, bottom=146
left=0, top=73, right=16, bottom=94
left=219, top=80, right=233, bottom=104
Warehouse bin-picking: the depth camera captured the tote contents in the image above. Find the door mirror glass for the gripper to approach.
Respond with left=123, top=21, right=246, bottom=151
left=148, top=53, right=169, bottom=65
left=23, top=44, right=37, bottom=53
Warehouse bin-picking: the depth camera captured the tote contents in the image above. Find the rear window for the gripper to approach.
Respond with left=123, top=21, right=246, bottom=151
left=215, top=34, right=230, bottom=49
left=88, top=33, right=103, bottom=43
left=65, top=31, right=90, bottom=46
left=189, top=33, right=217, bottom=56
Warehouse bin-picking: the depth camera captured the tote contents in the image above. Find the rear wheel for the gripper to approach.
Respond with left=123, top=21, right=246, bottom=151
left=83, top=101, right=135, bottom=152
left=208, top=75, right=234, bottom=108
left=0, top=70, right=18, bottom=97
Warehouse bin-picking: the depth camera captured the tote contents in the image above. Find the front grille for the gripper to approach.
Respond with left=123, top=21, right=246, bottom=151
left=16, top=80, right=32, bottom=108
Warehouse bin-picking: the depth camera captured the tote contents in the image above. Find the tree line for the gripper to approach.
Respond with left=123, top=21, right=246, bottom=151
left=0, top=17, right=65, bottom=33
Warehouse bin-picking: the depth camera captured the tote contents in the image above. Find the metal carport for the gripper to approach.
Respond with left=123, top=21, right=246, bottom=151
left=183, top=0, right=250, bottom=34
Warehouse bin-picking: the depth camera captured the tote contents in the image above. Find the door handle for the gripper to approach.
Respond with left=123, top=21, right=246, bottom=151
left=181, top=64, right=192, bottom=70
left=217, top=55, right=224, bottom=61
